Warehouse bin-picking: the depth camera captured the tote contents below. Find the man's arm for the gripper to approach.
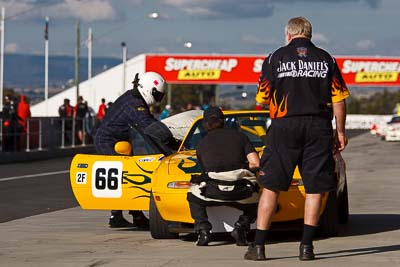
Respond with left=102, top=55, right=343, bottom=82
left=247, top=151, right=260, bottom=170
left=333, top=99, right=347, bottom=152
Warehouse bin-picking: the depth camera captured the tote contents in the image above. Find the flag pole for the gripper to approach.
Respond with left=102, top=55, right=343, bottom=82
left=88, top=27, right=93, bottom=106
left=44, top=16, right=49, bottom=116
left=75, top=21, right=80, bottom=103
left=0, top=7, right=5, bottom=112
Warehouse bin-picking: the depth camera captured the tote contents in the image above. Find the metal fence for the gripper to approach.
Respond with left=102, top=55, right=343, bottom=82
left=0, top=117, right=96, bottom=153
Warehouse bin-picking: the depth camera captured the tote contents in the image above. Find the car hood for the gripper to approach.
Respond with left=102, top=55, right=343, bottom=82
left=166, top=150, right=202, bottom=175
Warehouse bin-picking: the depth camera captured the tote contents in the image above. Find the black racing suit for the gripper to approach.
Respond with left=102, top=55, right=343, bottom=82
left=94, top=89, right=170, bottom=219
left=255, top=37, right=350, bottom=193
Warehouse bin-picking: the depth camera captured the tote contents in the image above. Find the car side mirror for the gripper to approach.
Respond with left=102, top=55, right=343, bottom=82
left=114, top=141, right=132, bottom=155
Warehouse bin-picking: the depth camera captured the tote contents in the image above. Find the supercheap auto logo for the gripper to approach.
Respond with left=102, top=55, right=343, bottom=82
left=164, top=57, right=238, bottom=80
left=342, top=60, right=400, bottom=83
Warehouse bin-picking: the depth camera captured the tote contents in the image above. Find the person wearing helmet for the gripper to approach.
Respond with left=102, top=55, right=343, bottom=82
left=94, top=71, right=173, bottom=228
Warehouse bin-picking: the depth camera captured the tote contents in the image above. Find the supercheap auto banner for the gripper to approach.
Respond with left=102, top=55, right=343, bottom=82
left=145, top=54, right=400, bottom=87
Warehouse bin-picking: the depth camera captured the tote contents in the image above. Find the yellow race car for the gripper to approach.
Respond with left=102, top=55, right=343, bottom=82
left=70, top=110, right=349, bottom=238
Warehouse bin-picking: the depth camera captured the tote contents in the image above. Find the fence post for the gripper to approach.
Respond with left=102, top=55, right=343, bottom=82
left=26, top=119, right=30, bottom=151
left=72, top=119, right=76, bottom=147
left=0, top=118, right=2, bottom=152
left=61, top=118, right=65, bottom=148
left=82, top=118, right=86, bottom=146
left=38, top=119, right=43, bottom=151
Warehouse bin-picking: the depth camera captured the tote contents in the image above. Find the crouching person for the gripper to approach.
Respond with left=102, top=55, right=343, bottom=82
left=186, top=106, right=260, bottom=246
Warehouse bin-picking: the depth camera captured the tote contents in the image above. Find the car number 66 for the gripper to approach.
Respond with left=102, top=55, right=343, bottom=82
left=91, top=161, right=123, bottom=198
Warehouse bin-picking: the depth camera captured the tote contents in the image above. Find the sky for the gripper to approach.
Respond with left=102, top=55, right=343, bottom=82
left=1, top=0, right=400, bottom=59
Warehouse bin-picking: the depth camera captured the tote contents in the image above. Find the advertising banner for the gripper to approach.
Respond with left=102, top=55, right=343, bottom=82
left=336, top=57, right=400, bottom=86
left=145, top=54, right=400, bottom=87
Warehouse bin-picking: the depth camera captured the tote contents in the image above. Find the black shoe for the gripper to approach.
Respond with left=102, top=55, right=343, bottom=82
left=231, top=224, right=248, bottom=246
left=299, top=244, right=315, bottom=261
left=109, top=216, right=135, bottom=228
left=196, top=229, right=211, bottom=246
left=244, top=243, right=266, bottom=261
left=132, top=213, right=150, bottom=229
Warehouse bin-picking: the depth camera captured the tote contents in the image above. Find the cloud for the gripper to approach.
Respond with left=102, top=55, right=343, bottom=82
left=355, top=39, right=375, bottom=50
left=5, top=42, right=18, bottom=53
left=241, top=34, right=280, bottom=46
left=161, top=0, right=381, bottom=18
left=0, top=0, right=116, bottom=22
left=63, top=0, right=116, bottom=22
left=312, top=33, right=329, bottom=44
left=162, top=0, right=274, bottom=18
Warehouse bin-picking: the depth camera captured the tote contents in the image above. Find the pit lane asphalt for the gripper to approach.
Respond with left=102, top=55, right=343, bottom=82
left=1, top=131, right=399, bottom=266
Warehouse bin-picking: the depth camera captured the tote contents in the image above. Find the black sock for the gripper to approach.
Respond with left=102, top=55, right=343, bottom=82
left=254, top=229, right=268, bottom=245
left=301, top=224, right=318, bottom=246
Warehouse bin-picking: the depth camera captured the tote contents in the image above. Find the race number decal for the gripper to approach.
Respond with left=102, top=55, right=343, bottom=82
left=91, top=161, right=123, bottom=198
left=76, top=172, right=87, bottom=184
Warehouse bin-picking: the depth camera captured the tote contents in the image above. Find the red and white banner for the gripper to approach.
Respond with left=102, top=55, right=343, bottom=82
left=145, top=54, right=400, bottom=87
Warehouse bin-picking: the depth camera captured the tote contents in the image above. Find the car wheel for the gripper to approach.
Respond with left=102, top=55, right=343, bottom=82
left=318, top=191, right=339, bottom=237
left=149, top=192, right=179, bottom=239
left=337, top=180, right=349, bottom=224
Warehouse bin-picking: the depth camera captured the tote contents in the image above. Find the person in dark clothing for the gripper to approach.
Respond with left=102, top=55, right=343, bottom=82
left=74, top=96, right=89, bottom=143
left=244, top=17, right=350, bottom=261
left=187, top=106, right=260, bottom=246
left=58, top=98, right=73, bottom=145
left=59, top=98, right=73, bottom=118
left=95, top=71, right=172, bottom=228
left=2, top=95, right=19, bottom=151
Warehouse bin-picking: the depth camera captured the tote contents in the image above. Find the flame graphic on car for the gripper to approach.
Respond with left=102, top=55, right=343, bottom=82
left=122, top=162, right=153, bottom=199
left=178, top=156, right=202, bottom=173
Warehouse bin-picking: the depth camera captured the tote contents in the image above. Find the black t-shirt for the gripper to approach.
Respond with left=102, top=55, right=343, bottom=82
left=256, top=38, right=350, bottom=119
left=196, top=128, right=256, bottom=172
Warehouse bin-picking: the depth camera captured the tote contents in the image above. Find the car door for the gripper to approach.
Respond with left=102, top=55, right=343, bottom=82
left=70, top=126, right=165, bottom=211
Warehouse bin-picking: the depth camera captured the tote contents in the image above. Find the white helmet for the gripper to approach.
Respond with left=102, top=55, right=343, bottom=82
left=136, top=72, right=166, bottom=106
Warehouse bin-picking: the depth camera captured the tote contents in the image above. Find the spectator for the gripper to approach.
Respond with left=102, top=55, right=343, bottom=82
left=17, top=95, right=31, bottom=132
left=2, top=95, right=18, bottom=151
left=74, top=96, right=89, bottom=143
left=96, top=98, right=107, bottom=122
left=58, top=98, right=73, bottom=145
left=58, top=98, right=73, bottom=118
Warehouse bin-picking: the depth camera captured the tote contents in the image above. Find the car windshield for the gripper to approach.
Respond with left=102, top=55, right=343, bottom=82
left=181, top=112, right=270, bottom=151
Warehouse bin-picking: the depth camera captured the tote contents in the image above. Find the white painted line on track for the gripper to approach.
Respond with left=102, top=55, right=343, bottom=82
left=0, top=170, right=69, bottom=182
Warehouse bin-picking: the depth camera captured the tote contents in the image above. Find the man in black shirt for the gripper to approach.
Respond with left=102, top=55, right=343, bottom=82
left=187, top=106, right=260, bottom=246
left=244, top=17, right=349, bottom=261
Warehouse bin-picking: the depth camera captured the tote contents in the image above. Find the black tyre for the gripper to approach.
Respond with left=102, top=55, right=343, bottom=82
left=149, top=192, right=179, bottom=239
left=337, top=181, right=349, bottom=224
left=318, top=191, right=339, bottom=237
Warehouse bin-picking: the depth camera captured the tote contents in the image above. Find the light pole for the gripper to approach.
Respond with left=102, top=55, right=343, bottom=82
left=87, top=27, right=93, bottom=106
left=44, top=16, right=49, bottom=116
left=75, top=21, right=80, bottom=103
left=0, top=7, right=5, bottom=112
left=121, top=41, right=127, bottom=95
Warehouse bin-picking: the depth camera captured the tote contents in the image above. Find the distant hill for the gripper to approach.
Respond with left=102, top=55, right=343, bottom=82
left=4, top=54, right=120, bottom=89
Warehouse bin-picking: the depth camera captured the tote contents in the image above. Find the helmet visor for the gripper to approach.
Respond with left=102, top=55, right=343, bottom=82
left=152, top=87, right=165, bottom=103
